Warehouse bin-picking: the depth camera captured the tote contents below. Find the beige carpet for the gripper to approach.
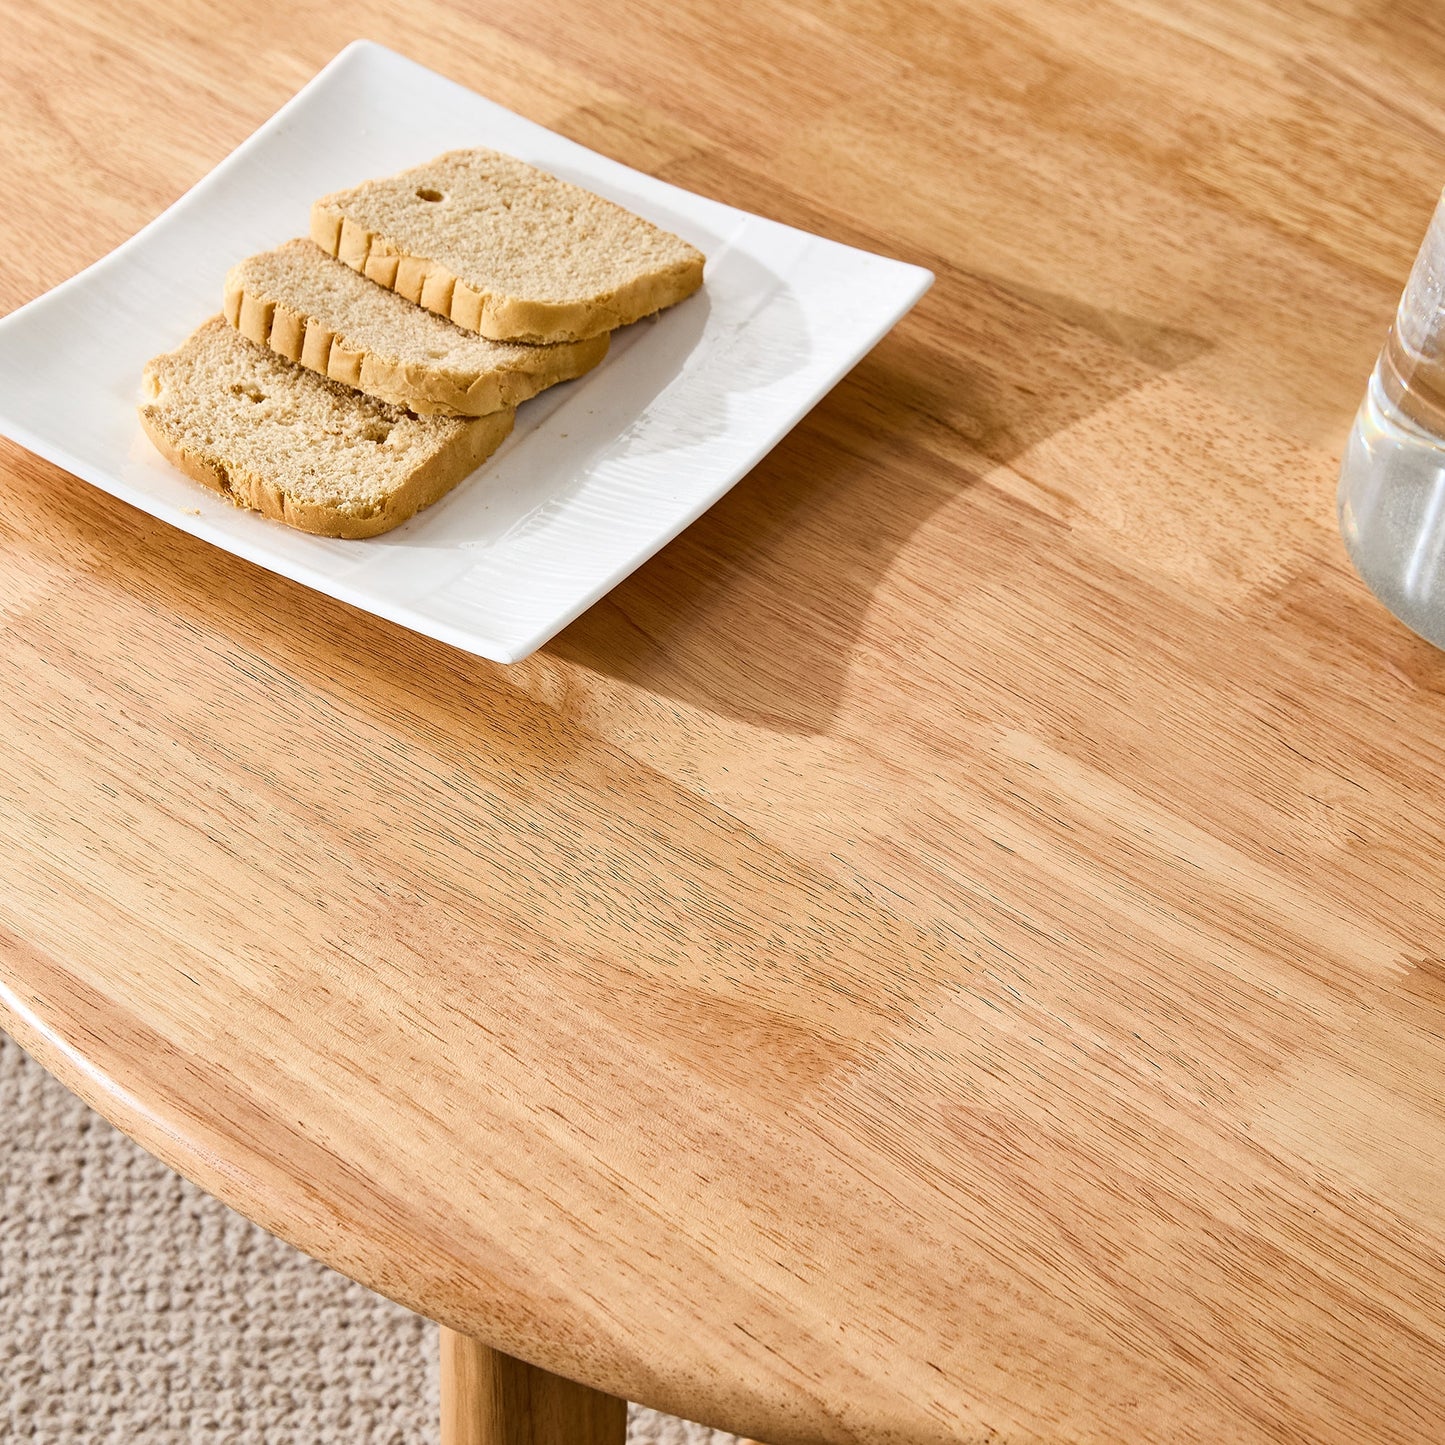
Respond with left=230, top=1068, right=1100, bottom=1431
left=0, top=1032, right=740, bottom=1445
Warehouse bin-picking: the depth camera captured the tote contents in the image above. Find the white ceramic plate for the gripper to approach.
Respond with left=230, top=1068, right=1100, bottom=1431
left=0, top=41, right=932, bottom=663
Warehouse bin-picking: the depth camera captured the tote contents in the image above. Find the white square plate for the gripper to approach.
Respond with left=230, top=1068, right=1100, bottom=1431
left=0, top=41, right=932, bottom=663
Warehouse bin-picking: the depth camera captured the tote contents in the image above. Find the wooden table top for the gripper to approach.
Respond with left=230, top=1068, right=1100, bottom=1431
left=4, top=2, right=1445, bottom=1442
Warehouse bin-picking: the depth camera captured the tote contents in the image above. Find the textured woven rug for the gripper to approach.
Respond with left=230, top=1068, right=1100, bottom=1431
left=0, top=1033, right=740, bottom=1445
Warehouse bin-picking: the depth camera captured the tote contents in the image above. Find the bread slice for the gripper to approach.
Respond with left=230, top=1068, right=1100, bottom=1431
left=224, top=240, right=609, bottom=416
left=311, top=149, right=705, bottom=344
left=138, top=318, right=513, bottom=539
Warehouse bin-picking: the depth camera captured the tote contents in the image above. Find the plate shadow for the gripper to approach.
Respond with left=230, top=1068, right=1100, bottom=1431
left=545, top=263, right=1210, bottom=734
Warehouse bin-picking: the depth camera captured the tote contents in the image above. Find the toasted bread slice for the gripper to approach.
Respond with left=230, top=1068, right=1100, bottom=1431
left=139, top=318, right=513, bottom=539
left=311, top=149, right=705, bottom=344
left=225, top=240, right=608, bottom=416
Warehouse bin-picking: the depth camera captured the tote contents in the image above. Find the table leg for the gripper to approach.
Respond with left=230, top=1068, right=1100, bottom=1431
left=439, top=1326, right=628, bottom=1445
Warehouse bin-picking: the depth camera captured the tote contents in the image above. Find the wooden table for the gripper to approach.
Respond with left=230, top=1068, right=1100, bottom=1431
left=3, top=1, right=1445, bottom=1442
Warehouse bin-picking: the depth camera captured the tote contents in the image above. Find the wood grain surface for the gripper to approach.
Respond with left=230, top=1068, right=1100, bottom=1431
left=2, top=1, right=1444, bottom=1442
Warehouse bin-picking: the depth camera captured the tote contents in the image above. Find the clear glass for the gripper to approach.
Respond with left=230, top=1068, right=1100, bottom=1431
left=1340, top=192, right=1445, bottom=648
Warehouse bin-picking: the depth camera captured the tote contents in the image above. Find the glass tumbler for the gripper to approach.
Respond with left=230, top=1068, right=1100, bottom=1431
left=1339, top=192, right=1445, bottom=648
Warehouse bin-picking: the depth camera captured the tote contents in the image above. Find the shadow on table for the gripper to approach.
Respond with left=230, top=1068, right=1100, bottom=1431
left=547, top=264, right=1210, bottom=734
left=1, top=264, right=1209, bottom=750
